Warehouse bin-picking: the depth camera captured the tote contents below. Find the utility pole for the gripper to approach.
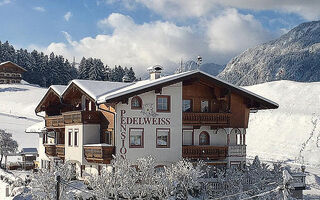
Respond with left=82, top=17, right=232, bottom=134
left=55, top=174, right=61, bottom=200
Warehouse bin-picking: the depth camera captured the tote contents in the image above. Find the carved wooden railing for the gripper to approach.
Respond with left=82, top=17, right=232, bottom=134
left=44, top=144, right=56, bottom=157
left=182, top=113, right=230, bottom=125
left=84, top=145, right=115, bottom=164
left=182, top=146, right=228, bottom=160
left=56, top=144, right=65, bottom=158
left=45, top=111, right=101, bottom=127
left=228, top=145, right=246, bottom=157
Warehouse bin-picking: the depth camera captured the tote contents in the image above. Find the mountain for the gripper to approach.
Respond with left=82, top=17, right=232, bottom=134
left=175, top=60, right=225, bottom=76
left=218, top=21, right=320, bottom=86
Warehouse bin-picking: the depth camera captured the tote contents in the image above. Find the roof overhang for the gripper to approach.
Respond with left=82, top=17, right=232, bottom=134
left=98, top=71, right=278, bottom=110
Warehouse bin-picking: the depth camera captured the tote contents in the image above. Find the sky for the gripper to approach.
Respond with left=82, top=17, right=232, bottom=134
left=0, top=0, right=319, bottom=74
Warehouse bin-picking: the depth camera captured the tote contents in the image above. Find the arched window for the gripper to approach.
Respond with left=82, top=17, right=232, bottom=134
left=131, top=96, right=142, bottom=109
left=199, top=131, right=210, bottom=145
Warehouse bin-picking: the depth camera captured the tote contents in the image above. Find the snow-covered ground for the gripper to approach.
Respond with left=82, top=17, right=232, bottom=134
left=0, top=83, right=46, bottom=151
left=244, top=80, right=320, bottom=199
left=244, top=80, right=320, bottom=167
left=0, top=80, right=319, bottom=198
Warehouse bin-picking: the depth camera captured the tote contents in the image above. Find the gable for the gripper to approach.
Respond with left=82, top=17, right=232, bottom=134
left=0, top=61, right=27, bottom=73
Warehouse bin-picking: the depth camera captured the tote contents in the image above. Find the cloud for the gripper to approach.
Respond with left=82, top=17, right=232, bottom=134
left=31, top=12, right=272, bottom=75
left=133, top=0, right=320, bottom=20
left=206, top=9, right=273, bottom=57
left=33, top=6, right=46, bottom=12
left=0, top=0, right=10, bottom=6
left=64, top=11, right=72, bottom=21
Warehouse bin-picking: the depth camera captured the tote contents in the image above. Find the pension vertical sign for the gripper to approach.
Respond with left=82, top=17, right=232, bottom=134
left=120, top=110, right=127, bottom=159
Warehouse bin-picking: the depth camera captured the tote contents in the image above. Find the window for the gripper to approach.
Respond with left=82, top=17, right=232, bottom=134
left=182, top=99, right=192, bottom=112
left=201, top=100, right=209, bottom=112
left=131, top=96, right=142, bottom=109
left=74, top=129, right=78, bottom=146
left=156, top=128, right=170, bottom=148
left=199, top=131, right=210, bottom=145
left=105, top=131, right=112, bottom=145
left=156, top=95, right=170, bottom=112
left=68, top=129, right=72, bottom=146
left=129, top=128, right=144, bottom=148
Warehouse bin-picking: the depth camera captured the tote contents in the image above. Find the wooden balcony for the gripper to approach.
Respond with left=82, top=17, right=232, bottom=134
left=45, top=111, right=101, bottom=128
left=182, top=146, right=228, bottom=160
left=44, top=144, right=56, bottom=157
left=182, top=112, right=230, bottom=126
left=56, top=144, right=65, bottom=159
left=84, top=145, right=115, bottom=164
left=46, top=116, right=64, bottom=128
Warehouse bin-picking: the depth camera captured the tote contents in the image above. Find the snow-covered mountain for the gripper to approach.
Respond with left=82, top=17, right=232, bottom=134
left=175, top=60, right=224, bottom=76
left=218, top=21, right=320, bottom=86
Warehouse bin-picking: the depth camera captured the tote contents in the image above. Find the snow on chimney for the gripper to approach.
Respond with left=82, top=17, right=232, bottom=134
left=147, top=65, right=163, bottom=80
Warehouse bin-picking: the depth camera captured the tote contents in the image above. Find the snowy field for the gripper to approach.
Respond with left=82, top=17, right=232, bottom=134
left=0, top=81, right=319, bottom=198
left=244, top=80, right=320, bottom=167
left=0, top=83, right=45, bottom=151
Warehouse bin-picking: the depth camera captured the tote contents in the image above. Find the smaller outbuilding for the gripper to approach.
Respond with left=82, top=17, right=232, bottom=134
left=0, top=61, right=27, bottom=84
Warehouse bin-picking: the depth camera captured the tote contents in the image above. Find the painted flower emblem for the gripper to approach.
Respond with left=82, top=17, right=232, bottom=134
left=141, top=103, right=157, bottom=117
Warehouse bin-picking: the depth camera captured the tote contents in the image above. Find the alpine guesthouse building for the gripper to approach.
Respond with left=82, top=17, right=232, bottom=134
left=31, top=66, right=279, bottom=175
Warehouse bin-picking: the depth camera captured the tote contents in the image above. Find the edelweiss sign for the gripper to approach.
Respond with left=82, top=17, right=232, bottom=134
left=119, top=110, right=171, bottom=158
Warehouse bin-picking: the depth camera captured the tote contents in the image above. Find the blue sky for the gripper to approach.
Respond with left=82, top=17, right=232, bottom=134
left=0, top=0, right=317, bottom=73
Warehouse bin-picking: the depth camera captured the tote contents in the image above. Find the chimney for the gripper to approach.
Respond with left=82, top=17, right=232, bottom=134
left=147, top=65, right=163, bottom=80
left=122, top=74, right=130, bottom=82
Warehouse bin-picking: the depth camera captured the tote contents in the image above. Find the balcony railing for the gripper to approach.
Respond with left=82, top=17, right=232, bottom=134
left=228, top=145, right=246, bottom=157
left=45, top=111, right=101, bottom=128
left=56, top=144, right=65, bottom=158
left=84, top=145, right=115, bottom=164
left=182, top=113, right=230, bottom=125
left=46, top=116, right=64, bottom=128
left=44, top=144, right=56, bottom=157
left=182, top=146, right=228, bottom=160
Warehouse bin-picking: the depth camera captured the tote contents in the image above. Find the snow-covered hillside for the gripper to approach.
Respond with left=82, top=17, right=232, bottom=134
left=0, top=83, right=46, bottom=150
left=244, top=80, right=320, bottom=167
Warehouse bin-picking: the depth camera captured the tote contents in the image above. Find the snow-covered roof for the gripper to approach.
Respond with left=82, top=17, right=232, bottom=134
left=21, top=148, right=38, bottom=154
left=97, top=70, right=279, bottom=109
left=97, top=70, right=196, bottom=103
left=0, top=61, right=27, bottom=71
left=50, top=85, right=67, bottom=96
left=25, top=121, right=45, bottom=133
left=62, top=79, right=131, bottom=100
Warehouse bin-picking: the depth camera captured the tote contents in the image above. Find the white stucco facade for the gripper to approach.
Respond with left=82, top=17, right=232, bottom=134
left=64, top=124, right=100, bottom=165
left=115, top=82, right=183, bottom=165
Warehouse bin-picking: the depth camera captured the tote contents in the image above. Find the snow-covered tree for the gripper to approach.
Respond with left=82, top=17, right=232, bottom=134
left=25, top=162, right=76, bottom=200
left=162, top=159, right=205, bottom=199
left=0, top=129, right=18, bottom=168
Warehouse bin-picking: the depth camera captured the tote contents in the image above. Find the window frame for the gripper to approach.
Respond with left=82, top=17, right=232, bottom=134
left=74, top=129, right=79, bottom=146
left=200, top=99, right=210, bottom=113
left=156, top=95, right=171, bottom=112
left=131, top=96, right=143, bottom=110
left=156, top=128, right=170, bottom=148
left=129, top=128, right=144, bottom=148
left=199, top=131, right=210, bottom=145
left=104, top=130, right=112, bottom=145
left=68, top=129, right=73, bottom=147
left=182, top=99, right=193, bottom=112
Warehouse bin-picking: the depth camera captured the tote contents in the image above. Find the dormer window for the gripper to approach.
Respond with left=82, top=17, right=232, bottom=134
left=131, top=96, right=142, bottom=109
